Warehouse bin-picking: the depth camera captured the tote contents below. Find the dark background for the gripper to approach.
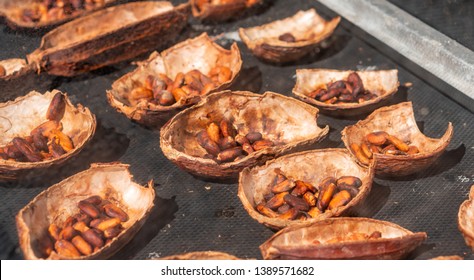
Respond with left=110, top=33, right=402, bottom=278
left=0, top=0, right=473, bottom=259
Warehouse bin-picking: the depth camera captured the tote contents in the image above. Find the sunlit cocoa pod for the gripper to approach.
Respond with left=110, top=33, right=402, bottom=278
left=95, top=218, right=121, bottom=232
left=271, top=179, right=295, bottom=193
left=103, top=203, right=129, bottom=222
left=197, top=130, right=220, bottom=156
left=360, top=142, right=373, bottom=159
left=72, top=235, right=92, bottom=256
left=235, top=134, right=250, bottom=146
left=265, top=192, right=288, bottom=209
left=317, top=182, right=337, bottom=211
left=278, top=207, right=299, bottom=220
left=219, top=120, right=235, bottom=138
left=217, top=146, right=243, bottom=162
left=245, top=132, right=262, bottom=143
left=48, top=224, right=61, bottom=240
left=257, top=203, right=278, bottom=218
left=46, top=92, right=66, bottom=122
left=55, top=240, right=81, bottom=258
left=407, top=145, right=420, bottom=155
left=252, top=139, right=274, bottom=151
left=386, top=134, right=409, bottom=152
left=350, top=143, right=371, bottom=165
left=78, top=201, right=101, bottom=218
left=328, top=190, right=352, bottom=210
left=73, top=221, right=90, bottom=233
left=289, top=180, right=306, bottom=196
left=307, top=206, right=322, bottom=218
left=12, top=137, right=43, bottom=162
left=278, top=32, right=296, bottom=42
left=284, top=194, right=310, bottom=211
left=81, top=229, right=104, bottom=248
left=103, top=226, right=123, bottom=239
left=206, top=122, right=221, bottom=143
left=336, top=176, right=362, bottom=189
left=303, top=192, right=317, bottom=207
left=59, top=226, right=79, bottom=241
left=366, top=131, right=388, bottom=146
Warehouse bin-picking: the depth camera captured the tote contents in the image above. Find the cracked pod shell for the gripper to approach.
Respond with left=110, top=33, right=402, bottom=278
left=293, top=69, right=399, bottom=116
left=458, top=185, right=474, bottom=252
left=238, top=148, right=374, bottom=230
left=160, top=90, right=329, bottom=180
left=16, top=163, right=156, bottom=259
left=0, top=0, right=116, bottom=29
left=341, top=101, right=453, bottom=177
left=157, top=251, right=241, bottom=260
left=239, top=9, right=340, bottom=63
left=26, top=1, right=190, bottom=77
left=0, top=90, right=96, bottom=180
left=107, top=33, right=242, bottom=127
left=260, top=217, right=427, bottom=260
left=190, top=0, right=262, bottom=22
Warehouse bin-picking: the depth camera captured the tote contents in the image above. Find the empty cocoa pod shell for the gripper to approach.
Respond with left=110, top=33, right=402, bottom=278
left=0, top=58, right=35, bottom=82
left=238, top=148, right=374, bottom=230
left=293, top=69, right=400, bottom=116
left=161, top=90, right=329, bottom=180
left=341, top=102, right=453, bottom=177
left=16, top=163, right=156, bottom=259
left=107, top=33, right=242, bottom=127
left=0, top=90, right=96, bottom=180
left=157, top=251, right=242, bottom=260
left=0, top=0, right=116, bottom=29
left=260, top=217, right=427, bottom=260
left=239, top=9, right=340, bottom=63
left=190, top=0, right=262, bottom=22
left=458, top=185, right=474, bottom=252
left=26, top=1, right=190, bottom=77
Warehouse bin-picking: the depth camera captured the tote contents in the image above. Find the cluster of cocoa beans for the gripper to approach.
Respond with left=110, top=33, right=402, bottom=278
left=197, top=120, right=274, bottom=163
left=308, top=72, right=377, bottom=104
left=0, top=92, right=74, bottom=162
left=45, top=195, right=129, bottom=258
left=257, top=170, right=362, bottom=221
left=350, top=131, right=420, bottom=165
left=128, top=66, right=232, bottom=107
left=21, top=0, right=104, bottom=23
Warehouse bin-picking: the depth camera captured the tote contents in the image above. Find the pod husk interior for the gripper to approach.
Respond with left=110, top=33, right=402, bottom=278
left=0, top=58, right=30, bottom=80
left=191, top=0, right=260, bottom=22
left=341, top=101, right=453, bottom=176
left=16, top=163, right=156, bottom=260
left=259, top=217, right=427, bottom=260
left=293, top=69, right=399, bottom=112
left=157, top=251, right=241, bottom=260
left=238, top=148, right=374, bottom=230
left=458, top=185, right=474, bottom=251
left=160, top=90, right=329, bottom=179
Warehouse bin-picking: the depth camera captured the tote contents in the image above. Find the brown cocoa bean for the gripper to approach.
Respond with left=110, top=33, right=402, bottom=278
left=71, top=235, right=92, bottom=256
left=366, top=131, right=389, bottom=146
left=217, top=146, right=242, bottom=162
left=256, top=203, right=278, bottom=218
left=317, top=182, right=337, bottom=211
left=82, top=229, right=104, bottom=248
left=235, top=134, right=250, bottom=146
left=219, top=120, right=235, bottom=138
left=197, top=130, right=220, bottom=156
left=81, top=195, right=102, bottom=205
left=103, top=203, right=129, bottom=222
left=78, top=201, right=100, bottom=218
left=265, top=192, right=288, bottom=209
left=46, top=92, right=66, bottom=122
left=278, top=208, right=298, bottom=220
left=55, top=240, right=81, bottom=258
left=245, top=132, right=262, bottom=143
left=271, top=179, right=295, bottom=193
left=95, top=218, right=121, bottom=232
left=12, top=137, right=42, bottom=162
left=218, top=136, right=237, bottom=150
left=103, top=226, right=122, bottom=239
left=328, top=190, right=352, bottom=210
left=59, top=226, right=79, bottom=241
left=48, top=224, right=61, bottom=240
left=284, top=194, right=310, bottom=211
left=336, top=176, right=362, bottom=189
left=386, top=134, right=409, bottom=152
left=350, top=143, right=371, bottom=165
left=252, top=139, right=274, bottom=151
left=278, top=32, right=296, bottom=42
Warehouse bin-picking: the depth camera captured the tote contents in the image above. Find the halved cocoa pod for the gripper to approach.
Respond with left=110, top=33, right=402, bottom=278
left=26, top=1, right=190, bottom=77
left=458, top=185, right=474, bottom=252
left=239, top=148, right=374, bottom=230
left=107, top=33, right=242, bottom=127
left=190, top=0, right=262, bottom=22
left=0, top=90, right=96, bottom=180
left=16, top=163, right=156, bottom=259
left=341, top=102, right=453, bottom=177
left=0, top=0, right=116, bottom=29
left=260, top=217, right=427, bottom=259
left=157, top=251, right=241, bottom=260
left=239, top=9, right=340, bottom=63
left=293, top=69, right=399, bottom=116
left=161, top=90, right=329, bottom=180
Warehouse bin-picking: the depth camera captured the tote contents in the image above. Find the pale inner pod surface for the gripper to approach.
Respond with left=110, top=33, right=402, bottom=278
left=158, top=251, right=241, bottom=260
left=16, top=163, right=155, bottom=259
left=0, top=58, right=29, bottom=78
left=0, top=90, right=92, bottom=153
